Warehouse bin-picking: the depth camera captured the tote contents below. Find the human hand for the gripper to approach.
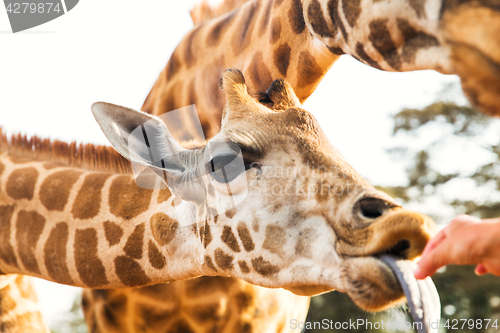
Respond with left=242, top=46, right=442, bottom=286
left=414, top=214, right=500, bottom=279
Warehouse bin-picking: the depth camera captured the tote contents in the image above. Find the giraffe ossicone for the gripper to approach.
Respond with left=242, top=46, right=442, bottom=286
left=93, top=69, right=437, bottom=311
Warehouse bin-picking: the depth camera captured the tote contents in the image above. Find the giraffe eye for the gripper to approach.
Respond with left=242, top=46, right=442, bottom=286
left=207, top=154, right=246, bottom=183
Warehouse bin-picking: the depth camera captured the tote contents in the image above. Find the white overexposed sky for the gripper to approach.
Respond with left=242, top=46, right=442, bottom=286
left=0, top=0, right=485, bottom=329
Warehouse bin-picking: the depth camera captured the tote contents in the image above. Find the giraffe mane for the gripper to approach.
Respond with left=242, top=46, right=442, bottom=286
left=0, top=128, right=132, bottom=174
left=190, top=0, right=251, bottom=25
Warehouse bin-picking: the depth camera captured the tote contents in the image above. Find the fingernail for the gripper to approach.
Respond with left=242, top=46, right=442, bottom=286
left=414, top=266, right=424, bottom=279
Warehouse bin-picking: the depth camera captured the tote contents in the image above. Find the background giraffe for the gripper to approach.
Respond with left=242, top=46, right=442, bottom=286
left=0, top=72, right=435, bottom=332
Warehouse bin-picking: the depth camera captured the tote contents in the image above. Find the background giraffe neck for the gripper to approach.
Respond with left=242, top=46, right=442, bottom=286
left=0, top=138, right=207, bottom=289
left=142, top=0, right=339, bottom=139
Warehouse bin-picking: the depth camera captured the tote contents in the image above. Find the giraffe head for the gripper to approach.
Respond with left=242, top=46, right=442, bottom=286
left=92, top=69, right=435, bottom=311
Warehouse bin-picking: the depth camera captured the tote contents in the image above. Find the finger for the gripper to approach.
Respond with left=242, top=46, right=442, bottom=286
left=415, top=240, right=451, bottom=279
left=475, top=264, right=488, bottom=276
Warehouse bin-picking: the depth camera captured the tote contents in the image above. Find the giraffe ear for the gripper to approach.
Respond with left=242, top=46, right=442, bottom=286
left=91, top=102, right=187, bottom=176
left=266, top=79, right=301, bottom=111
left=220, top=69, right=270, bottom=120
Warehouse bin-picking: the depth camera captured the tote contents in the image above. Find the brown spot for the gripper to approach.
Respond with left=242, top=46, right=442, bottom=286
left=232, top=1, right=258, bottom=54
left=214, top=248, right=234, bottom=270
left=355, top=42, right=381, bottom=69
left=328, top=0, right=347, bottom=41
left=0, top=160, right=4, bottom=175
left=0, top=205, right=17, bottom=267
left=297, top=51, right=325, bottom=88
left=259, top=0, right=273, bottom=35
left=221, top=226, right=241, bottom=252
left=328, top=46, right=344, bottom=55
left=185, top=25, right=202, bottom=67
left=237, top=222, right=255, bottom=252
left=0, top=285, right=17, bottom=312
left=208, top=11, right=236, bottom=47
left=236, top=321, right=254, bottom=333
left=238, top=261, right=250, bottom=273
left=6, top=167, right=38, bottom=200
left=72, top=173, right=110, bottom=219
left=270, top=18, right=282, bottom=43
left=369, top=19, right=400, bottom=70
left=249, top=52, right=273, bottom=92
left=288, top=0, right=306, bottom=34
left=169, top=319, right=195, bottom=333
left=150, top=213, right=179, bottom=246
left=308, top=0, right=334, bottom=37
left=263, top=225, right=286, bottom=254
left=274, top=0, right=284, bottom=7
left=166, top=50, right=181, bottom=80
left=124, top=223, right=145, bottom=260
left=74, top=228, right=109, bottom=287
left=16, top=210, right=46, bottom=274
left=103, top=221, right=123, bottom=246
left=251, top=256, right=280, bottom=277
left=114, top=256, right=151, bottom=287
left=42, top=163, right=61, bottom=170
left=201, top=220, right=212, bottom=248
left=225, top=208, right=237, bottom=219
left=40, top=170, right=82, bottom=211
left=204, top=255, right=217, bottom=272
left=148, top=240, right=166, bottom=269
left=397, top=19, right=439, bottom=64
left=109, top=175, right=153, bottom=220
left=252, top=216, right=260, bottom=233
left=102, top=304, right=119, bottom=328
left=409, top=0, right=426, bottom=18
left=44, top=222, right=74, bottom=285
left=342, top=0, right=361, bottom=27
left=191, top=303, right=220, bottom=323
left=274, top=43, right=291, bottom=76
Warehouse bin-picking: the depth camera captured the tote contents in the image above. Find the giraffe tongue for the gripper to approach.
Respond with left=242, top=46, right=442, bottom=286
left=379, top=255, right=441, bottom=333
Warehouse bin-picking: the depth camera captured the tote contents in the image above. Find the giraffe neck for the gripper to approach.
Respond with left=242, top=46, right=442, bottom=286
left=0, top=150, right=209, bottom=289
left=142, top=0, right=340, bottom=138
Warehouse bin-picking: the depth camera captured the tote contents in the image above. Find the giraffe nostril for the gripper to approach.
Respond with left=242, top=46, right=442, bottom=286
left=355, top=197, right=394, bottom=220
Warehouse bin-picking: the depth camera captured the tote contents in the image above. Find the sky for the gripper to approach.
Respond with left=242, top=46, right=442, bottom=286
left=0, top=0, right=474, bottom=328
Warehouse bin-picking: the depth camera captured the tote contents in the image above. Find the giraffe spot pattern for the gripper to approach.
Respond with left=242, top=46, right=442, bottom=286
left=221, top=226, right=241, bottom=252
left=207, top=10, right=236, bottom=47
left=297, top=51, right=325, bottom=88
left=270, top=17, right=281, bottom=44
left=40, top=170, right=82, bottom=211
left=44, top=222, right=74, bottom=285
left=109, top=175, right=153, bottom=220
left=262, top=225, right=286, bottom=254
left=308, top=0, right=335, bottom=37
left=288, top=0, right=306, bottom=34
left=71, top=173, right=110, bottom=219
left=6, top=167, right=38, bottom=200
left=168, top=319, right=196, bottom=333
left=397, top=18, right=440, bottom=63
left=0, top=283, right=16, bottom=313
left=328, top=0, right=347, bottom=42
left=214, top=248, right=234, bottom=270
left=103, top=221, right=123, bottom=246
left=369, top=19, right=401, bottom=69
left=259, top=0, right=273, bottom=35
left=191, top=303, right=220, bottom=323
left=342, top=0, right=361, bottom=27
left=249, top=51, right=273, bottom=92
left=165, top=50, right=182, bottom=81
left=328, top=45, right=344, bottom=55
left=409, top=0, right=426, bottom=18
left=355, top=42, right=381, bottom=69
left=16, top=210, right=46, bottom=274
left=231, top=0, right=259, bottom=55
left=252, top=216, right=260, bottom=233
left=204, top=255, right=217, bottom=272
left=150, top=212, right=178, bottom=246
left=114, top=256, right=151, bottom=287
left=238, top=260, right=250, bottom=273
left=185, top=25, right=203, bottom=68
left=102, top=303, right=119, bottom=328
left=225, top=208, right=237, bottom=219
left=42, top=162, right=60, bottom=170
left=0, top=160, right=4, bottom=176
left=136, top=304, right=174, bottom=329
left=199, top=220, right=212, bottom=248
left=236, top=321, right=254, bottom=333
left=251, top=256, right=280, bottom=277
left=237, top=222, right=255, bottom=252
left=74, top=228, right=109, bottom=287
left=124, top=223, right=145, bottom=260
left=274, top=43, right=292, bottom=76
left=0, top=205, right=18, bottom=267
left=148, top=240, right=166, bottom=269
